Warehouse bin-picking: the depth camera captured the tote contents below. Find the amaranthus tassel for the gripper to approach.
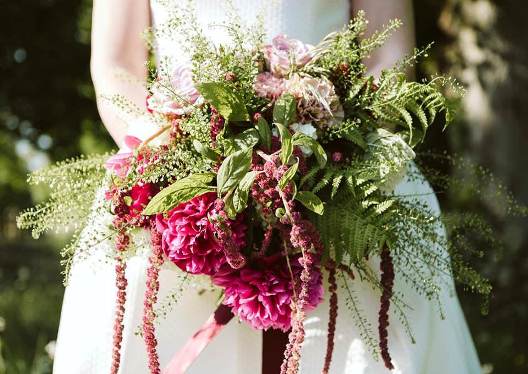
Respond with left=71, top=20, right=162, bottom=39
left=142, top=224, right=165, bottom=374
left=322, top=264, right=338, bottom=374
left=378, top=246, right=395, bottom=370
left=280, top=253, right=314, bottom=374
left=110, top=231, right=129, bottom=374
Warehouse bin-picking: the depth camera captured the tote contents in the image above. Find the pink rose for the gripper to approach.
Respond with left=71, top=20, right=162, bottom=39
left=263, top=34, right=314, bottom=77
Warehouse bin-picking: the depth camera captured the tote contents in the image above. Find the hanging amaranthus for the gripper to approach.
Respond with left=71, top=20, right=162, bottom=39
left=322, top=263, right=339, bottom=374
left=142, top=224, right=165, bottom=374
left=110, top=230, right=130, bottom=374
left=379, top=246, right=395, bottom=370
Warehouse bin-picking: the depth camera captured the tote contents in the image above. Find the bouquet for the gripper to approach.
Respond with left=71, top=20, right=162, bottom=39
left=18, top=8, right=500, bottom=374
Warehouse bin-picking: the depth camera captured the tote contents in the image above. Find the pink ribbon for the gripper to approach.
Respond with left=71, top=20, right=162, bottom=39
left=163, top=304, right=234, bottom=374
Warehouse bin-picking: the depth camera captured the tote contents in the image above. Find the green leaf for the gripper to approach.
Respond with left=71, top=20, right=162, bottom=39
left=223, top=188, right=237, bottom=219
left=224, top=128, right=259, bottom=155
left=278, top=161, right=299, bottom=189
left=143, top=173, right=215, bottom=215
left=295, top=191, right=324, bottom=215
left=273, top=94, right=297, bottom=126
left=275, top=123, right=293, bottom=165
left=256, top=116, right=272, bottom=150
left=198, top=82, right=250, bottom=122
left=232, top=171, right=258, bottom=213
left=292, top=133, right=327, bottom=167
left=193, top=140, right=218, bottom=161
left=217, top=148, right=253, bottom=194
left=342, top=126, right=367, bottom=150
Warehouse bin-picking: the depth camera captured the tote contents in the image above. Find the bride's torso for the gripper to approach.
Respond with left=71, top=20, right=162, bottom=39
left=150, top=0, right=350, bottom=61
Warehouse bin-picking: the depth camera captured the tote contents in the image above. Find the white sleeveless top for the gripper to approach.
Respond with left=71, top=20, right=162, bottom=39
left=150, top=0, right=350, bottom=55
left=53, top=1, right=481, bottom=373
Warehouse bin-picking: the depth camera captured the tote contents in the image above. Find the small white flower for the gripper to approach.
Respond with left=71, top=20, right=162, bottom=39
left=290, top=122, right=317, bottom=139
left=45, top=340, right=56, bottom=359
left=290, top=122, right=317, bottom=155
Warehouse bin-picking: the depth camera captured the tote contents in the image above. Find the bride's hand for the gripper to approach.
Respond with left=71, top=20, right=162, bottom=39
left=351, top=0, right=415, bottom=78
left=90, top=0, right=151, bottom=148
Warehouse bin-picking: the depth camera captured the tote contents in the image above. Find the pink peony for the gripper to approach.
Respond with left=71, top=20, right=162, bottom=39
left=254, top=72, right=287, bottom=100
left=155, top=192, right=246, bottom=275
left=146, top=63, right=203, bottom=116
left=263, top=34, right=314, bottom=78
left=213, top=255, right=323, bottom=331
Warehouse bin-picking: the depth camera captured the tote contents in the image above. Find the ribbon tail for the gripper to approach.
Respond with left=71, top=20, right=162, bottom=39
left=162, top=304, right=234, bottom=374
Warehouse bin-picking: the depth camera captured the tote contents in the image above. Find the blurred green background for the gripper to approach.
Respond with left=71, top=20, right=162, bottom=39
left=0, top=0, right=527, bottom=373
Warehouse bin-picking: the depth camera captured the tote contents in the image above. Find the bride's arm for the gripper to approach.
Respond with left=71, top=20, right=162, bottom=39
left=351, top=0, right=415, bottom=78
left=90, top=0, right=150, bottom=147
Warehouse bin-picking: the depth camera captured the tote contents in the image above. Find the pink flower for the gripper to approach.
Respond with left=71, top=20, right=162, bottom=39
left=155, top=192, right=246, bottom=275
left=146, top=63, right=203, bottom=116
left=254, top=72, right=287, bottom=100
left=129, top=183, right=157, bottom=217
left=105, top=136, right=142, bottom=178
left=213, top=255, right=323, bottom=331
left=263, top=35, right=314, bottom=77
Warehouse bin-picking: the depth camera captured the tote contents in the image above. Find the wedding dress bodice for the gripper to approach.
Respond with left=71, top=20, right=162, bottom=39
left=151, top=0, right=350, bottom=62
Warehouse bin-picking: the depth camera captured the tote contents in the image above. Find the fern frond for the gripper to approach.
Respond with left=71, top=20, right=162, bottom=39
left=331, top=174, right=344, bottom=198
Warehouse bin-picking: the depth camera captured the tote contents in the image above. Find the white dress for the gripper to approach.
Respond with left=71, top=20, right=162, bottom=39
left=53, top=1, right=482, bottom=373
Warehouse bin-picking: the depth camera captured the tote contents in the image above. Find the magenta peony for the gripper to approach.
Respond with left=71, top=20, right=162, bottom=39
left=263, top=34, right=313, bottom=77
left=155, top=192, right=246, bottom=275
left=213, top=255, right=323, bottom=331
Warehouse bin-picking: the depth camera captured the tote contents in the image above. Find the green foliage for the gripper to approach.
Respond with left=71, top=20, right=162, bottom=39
left=216, top=148, right=253, bottom=194
left=295, top=191, right=324, bottom=215
left=325, top=118, right=367, bottom=150
left=16, top=154, right=108, bottom=239
left=125, top=140, right=214, bottom=188
left=292, top=133, right=327, bottom=167
left=311, top=188, right=393, bottom=265
left=340, top=273, right=380, bottom=358
left=275, top=123, right=293, bottom=165
left=152, top=1, right=266, bottom=113
left=364, top=74, right=459, bottom=146
left=143, top=173, right=215, bottom=215
left=255, top=116, right=272, bottom=151
left=179, top=107, right=213, bottom=145
left=278, top=161, right=299, bottom=190
left=222, top=128, right=260, bottom=155
left=273, top=94, right=297, bottom=126
left=198, top=82, right=250, bottom=122
left=225, top=170, right=259, bottom=219
left=193, top=140, right=219, bottom=161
